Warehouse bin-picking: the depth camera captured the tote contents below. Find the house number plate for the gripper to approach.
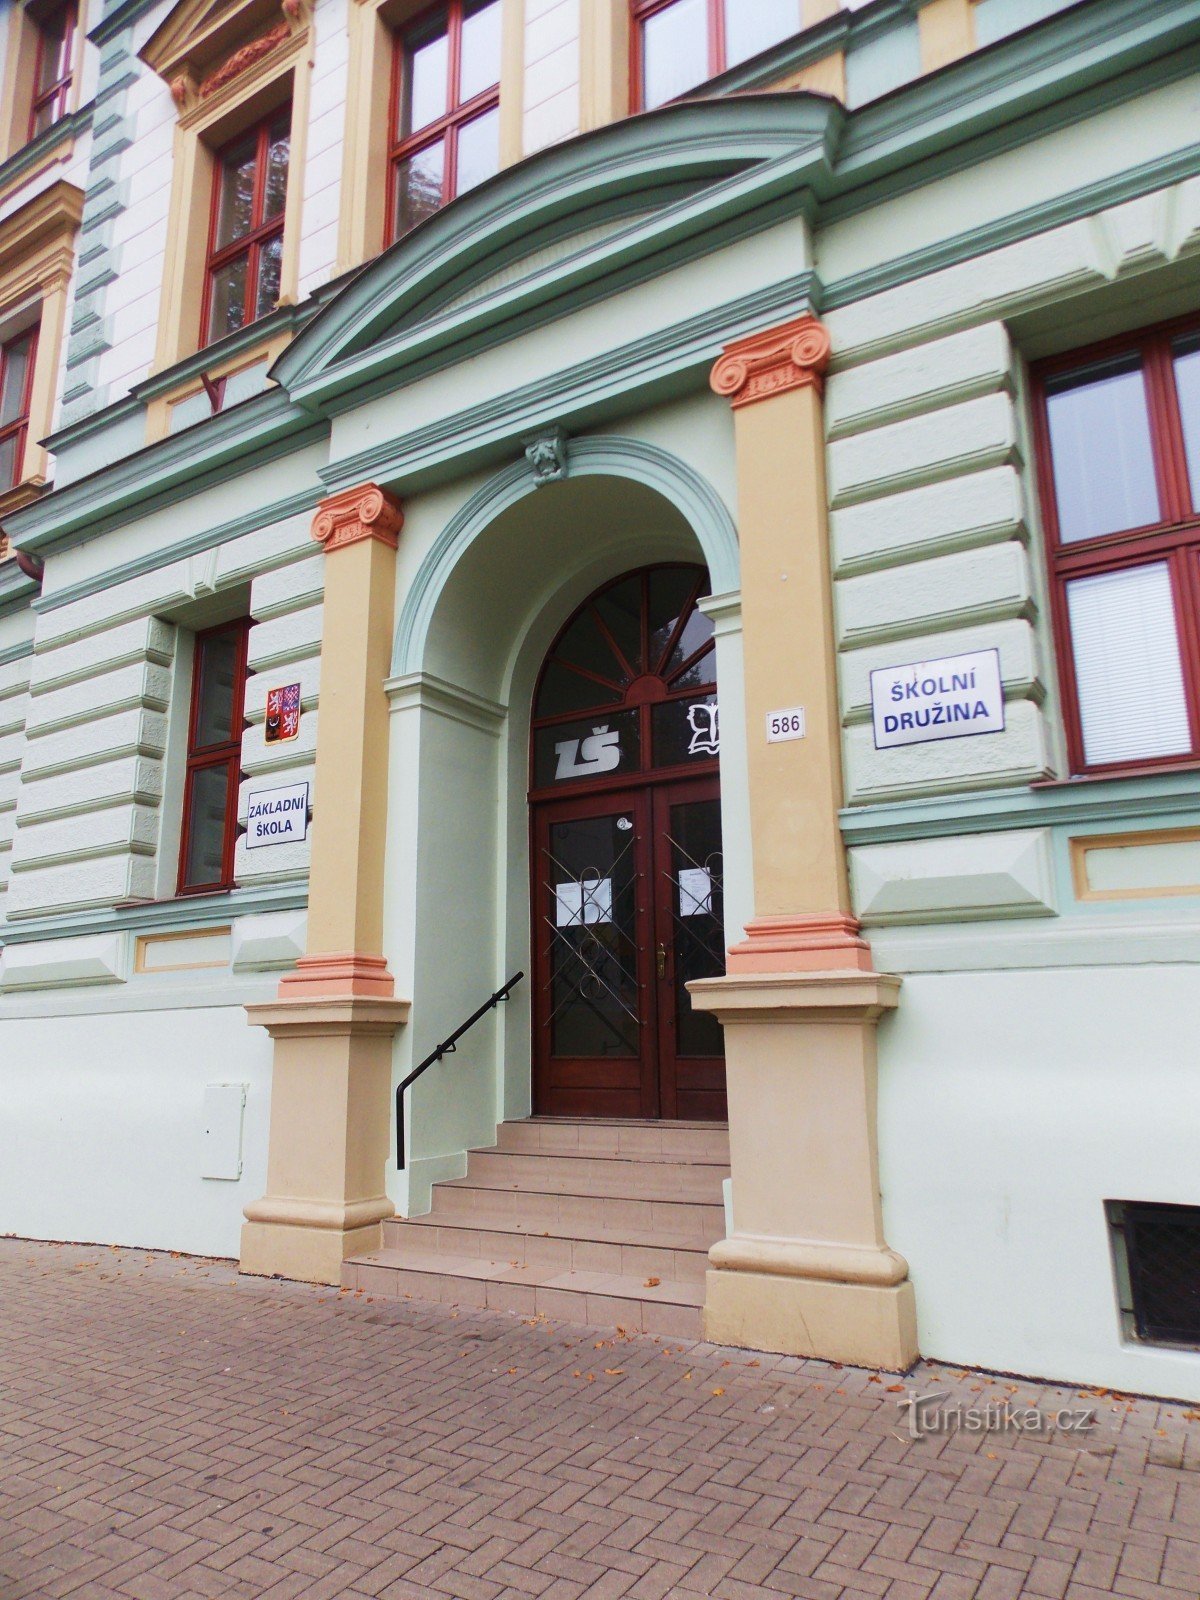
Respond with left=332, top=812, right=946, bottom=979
left=766, top=706, right=807, bottom=743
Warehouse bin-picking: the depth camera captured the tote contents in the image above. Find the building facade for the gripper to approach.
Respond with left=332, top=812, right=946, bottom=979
left=2, top=0, right=1200, bottom=1399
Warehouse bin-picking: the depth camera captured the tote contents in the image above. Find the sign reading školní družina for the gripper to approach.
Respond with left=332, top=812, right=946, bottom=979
left=870, top=648, right=1005, bottom=750
left=246, top=781, right=310, bottom=848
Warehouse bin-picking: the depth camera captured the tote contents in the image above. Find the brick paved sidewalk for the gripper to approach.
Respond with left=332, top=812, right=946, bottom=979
left=2, top=1239, right=1199, bottom=1600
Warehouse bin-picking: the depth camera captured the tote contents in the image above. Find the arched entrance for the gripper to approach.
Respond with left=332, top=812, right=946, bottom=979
left=529, top=564, right=727, bottom=1121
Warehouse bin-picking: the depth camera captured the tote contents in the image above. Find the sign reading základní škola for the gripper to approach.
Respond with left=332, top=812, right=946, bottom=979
left=870, top=648, right=1005, bottom=750
left=245, top=781, right=310, bottom=848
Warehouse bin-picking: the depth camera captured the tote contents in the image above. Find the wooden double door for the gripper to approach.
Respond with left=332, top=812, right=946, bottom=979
left=532, top=775, right=726, bottom=1120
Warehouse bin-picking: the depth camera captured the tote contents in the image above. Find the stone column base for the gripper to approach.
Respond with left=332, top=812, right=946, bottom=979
left=689, top=968, right=916, bottom=1371
left=240, top=993, right=410, bottom=1286
left=705, top=1269, right=917, bottom=1371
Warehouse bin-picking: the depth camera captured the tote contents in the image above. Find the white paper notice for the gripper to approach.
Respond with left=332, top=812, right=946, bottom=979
left=678, top=866, right=713, bottom=917
left=555, top=877, right=613, bottom=926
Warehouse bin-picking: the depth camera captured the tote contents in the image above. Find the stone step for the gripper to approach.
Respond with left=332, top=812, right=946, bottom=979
left=383, top=1213, right=711, bottom=1282
left=494, top=1119, right=730, bottom=1161
left=429, top=1177, right=725, bottom=1242
left=461, top=1147, right=729, bottom=1199
left=342, top=1245, right=705, bottom=1338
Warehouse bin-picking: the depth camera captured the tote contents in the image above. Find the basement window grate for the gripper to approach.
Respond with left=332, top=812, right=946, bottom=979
left=1108, top=1201, right=1200, bottom=1348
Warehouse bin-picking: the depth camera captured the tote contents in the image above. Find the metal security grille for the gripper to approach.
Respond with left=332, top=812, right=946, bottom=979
left=1119, top=1202, right=1200, bottom=1346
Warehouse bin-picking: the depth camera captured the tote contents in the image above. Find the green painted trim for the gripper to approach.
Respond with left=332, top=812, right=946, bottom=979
left=0, top=636, right=35, bottom=668
left=130, top=302, right=321, bottom=408
left=840, top=770, right=1200, bottom=845
left=277, top=98, right=838, bottom=403
left=322, top=272, right=815, bottom=495
left=32, top=485, right=322, bottom=615
left=823, top=137, right=1200, bottom=313
left=0, top=564, right=37, bottom=620
left=90, top=0, right=157, bottom=45
left=392, top=435, right=740, bottom=675
left=0, top=106, right=93, bottom=194
left=0, top=880, right=308, bottom=947
left=7, top=389, right=327, bottom=555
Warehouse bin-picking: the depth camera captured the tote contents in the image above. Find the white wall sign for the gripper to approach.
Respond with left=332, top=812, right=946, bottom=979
left=245, top=781, right=310, bottom=848
left=871, top=648, right=1005, bottom=749
left=766, top=706, right=806, bottom=743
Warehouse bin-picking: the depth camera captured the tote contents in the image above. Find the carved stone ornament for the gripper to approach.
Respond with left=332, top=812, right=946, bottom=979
left=311, top=483, right=404, bottom=553
left=200, top=19, right=290, bottom=97
left=710, top=315, right=832, bottom=410
left=524, top=427, right=568, bottom=486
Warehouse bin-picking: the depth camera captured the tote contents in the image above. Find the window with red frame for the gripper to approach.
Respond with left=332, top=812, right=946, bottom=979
left=202, top=110, right=290, bottom=347
left=0, top=326, right=37, bottom=491
left=29, top=0, right=76, bottom=139
left=1032, top=317, right=1200, bottom=774
left=389, top=0, right=501, bottom=242
left=632, top=0, right=800, bottom=110
left=178, top=620, right=250, bottom=895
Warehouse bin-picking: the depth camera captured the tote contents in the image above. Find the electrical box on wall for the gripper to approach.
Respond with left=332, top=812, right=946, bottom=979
left=200, top=1083, right=247, bottom=1181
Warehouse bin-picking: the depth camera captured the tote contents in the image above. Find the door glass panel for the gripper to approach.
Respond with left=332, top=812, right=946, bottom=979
left=663, top=799, right=724, bottom=1057
left=1045, top=355, right=1160, bottom=543
left=653, top=691, right=719, bottom=767
left=544, top=814, right=639, bottom=1058
left=648, top=568, right=701, bottom=673
left=537, top=660, right=623, bottom=718
left=1066, top=562, right=1191, bottom=766
left=182, top=764, right=231, bottom=889
left=593, top=575, right=644, bottom=677
left=544, top=609, right=627, bottom=697
left=723, top=0, right=801, bottom=67
left=641, top=0, right=708, bottom=108
left=534, top=709, right=639, bottom=788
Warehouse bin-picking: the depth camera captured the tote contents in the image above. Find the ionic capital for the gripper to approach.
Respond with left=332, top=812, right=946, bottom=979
left=311, top=483, right=404, bottom=553
left=710, top=315, right=831, bottom=409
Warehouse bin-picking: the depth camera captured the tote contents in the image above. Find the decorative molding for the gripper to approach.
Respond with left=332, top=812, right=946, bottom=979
left=276, top=951, right=395, bottom=999
left=0, top=880, right=308, bottom=949
left=391, top=436, right=740, bottom=675
left=726, top=913, right=874, bottom=974
left=200, top=20, right=290, bottom=97
left=523, top=428, right=568, bottom=486
left=711, top=315, right=831, bottom=409
left=311, top=484, right=404, bottom=554
left=384, top=671, right=507, bottom=736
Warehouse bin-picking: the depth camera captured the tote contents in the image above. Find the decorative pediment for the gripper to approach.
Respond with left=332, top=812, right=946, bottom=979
left=140, top=0, right=306, bottom=106
left=275, top=94, right=843, bottom=411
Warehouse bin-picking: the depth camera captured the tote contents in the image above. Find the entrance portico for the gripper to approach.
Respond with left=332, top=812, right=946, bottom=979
left=237, top=96, right=915, bottom=1369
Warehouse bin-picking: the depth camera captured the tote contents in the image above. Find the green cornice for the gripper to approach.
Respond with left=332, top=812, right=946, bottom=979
left=0, top=880, right=308, bottom=947
left=822, top=136, right=1200, bottom=313
left=278, top=0, right=1200, bottom=414
left=276, top=98, right=839, bottom=407
left=840, top=770, right=1200, bottom=845
left=0, top=562, right=37, bottom=620
left=90, top=0, right=159, bottom=46
left=0, top=632, right=35, bottom=666
left=6, top=388, right=327, bottom=556
left=32, top=484, right=322, bottom=614
left=0, top=106, right=93, bottom=196
left=322, top=271, right=816, bottom=496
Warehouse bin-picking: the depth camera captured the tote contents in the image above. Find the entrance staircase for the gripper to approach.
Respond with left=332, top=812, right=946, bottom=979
left=342, top=1119, right=729, bottom=1337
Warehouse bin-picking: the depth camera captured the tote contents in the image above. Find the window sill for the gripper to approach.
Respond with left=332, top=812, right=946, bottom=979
left=1031, top=761, right=1200, bottom=789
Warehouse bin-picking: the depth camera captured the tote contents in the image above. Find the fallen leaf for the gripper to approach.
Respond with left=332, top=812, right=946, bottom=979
left=604, top=1368, right=625, bottom=1376
left=712, top=1387, right=725, bottom=1397
left=644, top=1277, right=661, bottom=1288
left=886, top=1384, right=905, bottom=1393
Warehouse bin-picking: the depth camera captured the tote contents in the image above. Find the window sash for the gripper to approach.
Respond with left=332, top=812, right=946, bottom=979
left=1034, top=314, right=1200, bottom=775
left=28, top=0, right=75, bottom=139
left=178, top=620, right=250, bottom=895
left=202, top=115, right=290, bottom=346
left=0, top=327, right=38, bottom=490
left=388, top=0, right=501, bottom=241
left=631, top=0, right=804, bottom=109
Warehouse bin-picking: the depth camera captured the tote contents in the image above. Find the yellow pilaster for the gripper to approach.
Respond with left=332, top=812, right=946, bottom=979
left=918, top=0, right=975, bottom=73
left=694, top=318, right=917, bottom=1371
left=241, top=484, right=410, bottom=1285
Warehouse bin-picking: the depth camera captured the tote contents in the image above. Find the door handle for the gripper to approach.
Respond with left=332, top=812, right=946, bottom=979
left=656, top=942, right=667, bottom=980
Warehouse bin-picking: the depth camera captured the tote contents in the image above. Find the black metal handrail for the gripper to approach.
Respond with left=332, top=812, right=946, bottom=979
left=395, top=973, right=524, bottom=1169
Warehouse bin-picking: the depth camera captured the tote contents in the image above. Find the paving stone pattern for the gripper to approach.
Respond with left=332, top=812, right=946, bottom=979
left=2, top=1239, right=1199, bottom=1600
